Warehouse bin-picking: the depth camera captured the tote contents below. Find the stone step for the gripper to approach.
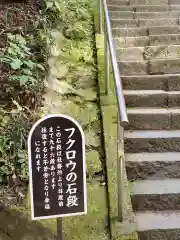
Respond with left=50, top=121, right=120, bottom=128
left=109, top=11, right=134, bottom=19
left=107, top=0, right=129, bottom=5
left=126, top=108, right=180, bottom=130
left=124, top=130, right=180, bottom=152
left=130, top=0, right=168, bottom=4
left=145, top=45, right=180, bottom=60
left=119, top=59, right=180, bottom=75
left=135, top=211, right=180, bottom=239
left=114, top=36, right=149, bottom=48
left=139, top=18, right=179, bottom=27
left=126, top=152, right=180, bottom=180
left=124, top=90, right=180, bottom=107
left=135, top=11, right=180, bottom=19
left=122, top=74, right=180, bottom=91
left=150, top=34, right=180, bottom=46
left=112, top=27, right=148, bottom=37
left=130, top=0, right=180, bottom=5
left=111, top=18, right=179, bottom=28
left=127, top=0, right=180, bottom=4
left=149, top=26, right=180, bottom=35
left=131, top=179, right=180, bottom=211
left=117, top=45, right=180, bottom=61
left=114, top=34, right=180, bottom=48
left=109, top=11, right=180, bottom=19
left=149, top=58, right=180, bottom=75
left=112, top=26, right=180, bottom=37
left=111, top=19, right=138, bottom=28
left=108, top=5, right=171, bottom=12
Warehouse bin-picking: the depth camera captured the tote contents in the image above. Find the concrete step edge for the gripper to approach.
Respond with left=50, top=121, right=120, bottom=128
left=124, top=90, right=180, bottom=94
left=121, top=73, right=180, bottom=78
left=111, top=17, right=179, bottom=21
left=112, top=25, right=180, bottom=30
left=127, top=107, right=180, bottom=114
left=116, top=44, right=180, bottom=50
left=114, top=34, right=180, bottom=40
left=135, top=210, right=180, bottom=231
left=124, top=130, right=180, bottom=139
left=119, top=58, right=180, bottom=63
left=131, top=179, right=180, bottom=195
left=126, top=152, right=180, bottom=162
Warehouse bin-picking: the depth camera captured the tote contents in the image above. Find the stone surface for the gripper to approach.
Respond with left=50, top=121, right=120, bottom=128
left=126, top=154, right=180, bottom=180
left=114, top=36, right=149, bottom=48
left=108, top=0, right=180, bottom=237
left=144, top=45, right=180, bottom=60
left=124, top=90, right=167, bottom=107
left=149, top=26, right=180, bottom=35
left=130, top=0, right=168, bottom=4
left=109, top=11, right=134, bottom=19
left=111, top=19, right=138, bottom=28
left=117, top=47, right=144, bottom=61
left=131, top=179, right=180, bottom=210
left=108, top=5, right=133, bottom=11
left=107, top=0, right=129, bottom=4
left=132, top=192, right=180, bottom=211
left=119, top=61, right=148, bottom=75
left=126, top=108, right=171, bottom=130
left=150, top=34, right=180, bottom=46
left=124, top=130, right=180, bottom=152
left=135, top=11, right=180, bottom=19
left=112, top=27, right=148, bottom=37
left=168, top=91, right=180, bottom=107
left=138, top=229, right=180, bottom=240
left=139, top=18, right=178, bottom=27
left=135, top=211, right=180, bottom=235
left=135, top=5, right=169, bottom=12
left=149, top=59, right=180, bottom=74
left=122, top=75, right=179, bottom=90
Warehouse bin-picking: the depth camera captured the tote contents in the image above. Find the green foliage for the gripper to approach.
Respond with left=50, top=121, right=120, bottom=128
left=45, top=0, right=93, bottom=40
left=0, top=33, right=45, bottom=87
left=0, top=7, right=49, bottom=186
left=0, top=104, right=30, bottom=184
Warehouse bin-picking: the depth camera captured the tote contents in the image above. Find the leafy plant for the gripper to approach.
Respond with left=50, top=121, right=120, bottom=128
left=0, top=103, right=31, bottom=184
left=0, top=33, right=45, bottom=86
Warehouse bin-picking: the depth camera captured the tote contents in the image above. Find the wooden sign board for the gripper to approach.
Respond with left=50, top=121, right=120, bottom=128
left=28, top=114, right=87, bottom=220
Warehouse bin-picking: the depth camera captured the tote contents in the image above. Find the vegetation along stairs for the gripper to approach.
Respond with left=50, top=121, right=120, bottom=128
left=107, top=0, right=180, bottom=239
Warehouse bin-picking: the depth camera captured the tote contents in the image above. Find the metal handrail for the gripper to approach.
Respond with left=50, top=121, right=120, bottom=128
left=100, top=0, right=129, bottom=126
left=98, top=0, right=129, bottom=222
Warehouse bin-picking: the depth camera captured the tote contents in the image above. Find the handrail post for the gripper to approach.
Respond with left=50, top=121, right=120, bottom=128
left=117, top=111, right=125, bottom=222
left=98, top=0, right=103, bottom=34
left=104, top=25, right=109, bottom=95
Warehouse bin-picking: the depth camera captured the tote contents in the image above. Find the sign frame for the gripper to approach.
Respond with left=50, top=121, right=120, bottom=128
left=28, top=114, right=87, bottom=221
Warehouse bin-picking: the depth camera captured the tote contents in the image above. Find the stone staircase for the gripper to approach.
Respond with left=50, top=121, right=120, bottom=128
left=107, top=0, right=180, bottom=239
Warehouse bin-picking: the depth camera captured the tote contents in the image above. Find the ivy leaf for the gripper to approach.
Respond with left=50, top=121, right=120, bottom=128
left=23, top=60, right=35, bottom=69
left=22, top=68, right=32, bottom=75
left=10, top=59, right=22, bottom=69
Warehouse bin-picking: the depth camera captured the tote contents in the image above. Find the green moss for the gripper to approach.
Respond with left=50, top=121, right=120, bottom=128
left=86, top=150, right=101, bottom=176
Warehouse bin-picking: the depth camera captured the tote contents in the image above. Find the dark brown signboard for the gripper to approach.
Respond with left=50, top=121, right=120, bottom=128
left=28, top=114, right=87, bottom=220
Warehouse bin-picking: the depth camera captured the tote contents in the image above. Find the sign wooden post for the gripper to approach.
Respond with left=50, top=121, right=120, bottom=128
left=28, top=114, right=87, bottom=239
